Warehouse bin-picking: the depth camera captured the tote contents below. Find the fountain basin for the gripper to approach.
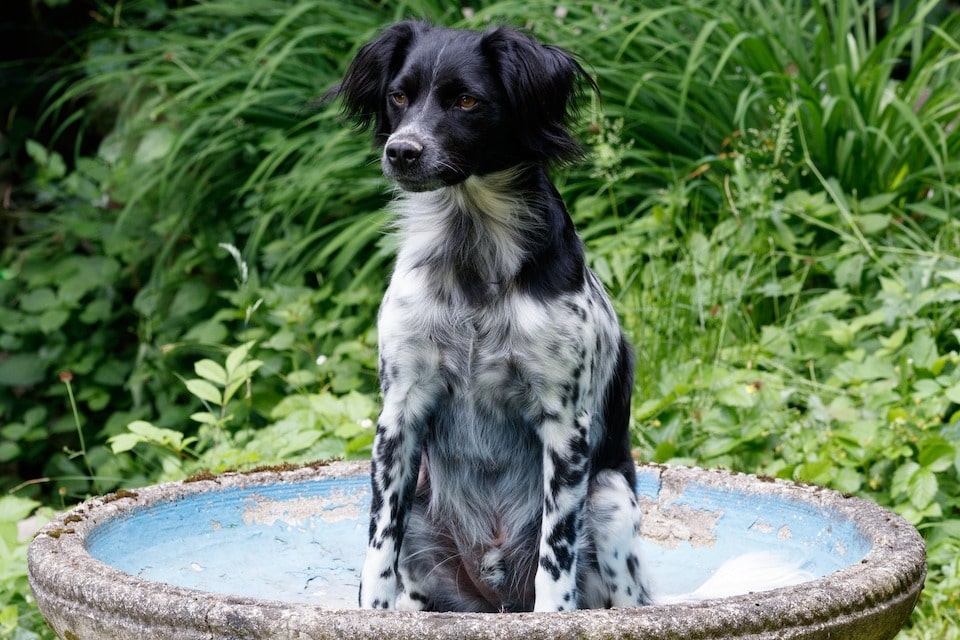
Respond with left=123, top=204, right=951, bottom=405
left=28, top=461, right=924, bottom=639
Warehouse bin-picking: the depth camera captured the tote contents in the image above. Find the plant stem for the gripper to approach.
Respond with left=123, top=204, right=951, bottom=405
left=61, top=372, right=97, bottom=492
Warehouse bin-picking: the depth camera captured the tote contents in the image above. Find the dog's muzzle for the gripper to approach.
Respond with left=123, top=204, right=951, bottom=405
left=385, top=139, right=423, bottom=172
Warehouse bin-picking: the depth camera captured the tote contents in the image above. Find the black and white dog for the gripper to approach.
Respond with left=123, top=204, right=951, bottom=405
left=330, top=21, right=808, bottom=613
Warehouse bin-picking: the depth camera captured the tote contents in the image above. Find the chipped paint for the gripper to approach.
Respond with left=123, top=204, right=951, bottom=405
left=637, top=497, right=720, bottom=549
left=241, top=488, right=363, bottom=527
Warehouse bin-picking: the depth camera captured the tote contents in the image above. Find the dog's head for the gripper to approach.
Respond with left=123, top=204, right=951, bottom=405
left=328, top=22, right=593, bottom=192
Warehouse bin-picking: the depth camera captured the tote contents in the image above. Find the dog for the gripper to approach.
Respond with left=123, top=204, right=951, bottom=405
left=329, top=21, right=810, bottom=613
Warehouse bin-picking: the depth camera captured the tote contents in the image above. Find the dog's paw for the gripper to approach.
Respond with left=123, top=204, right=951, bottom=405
left=359, top=579, right=396, bottom=609
left=533, top=568, right=577, bottom=612
left=359, top=553, right=399, bottom=609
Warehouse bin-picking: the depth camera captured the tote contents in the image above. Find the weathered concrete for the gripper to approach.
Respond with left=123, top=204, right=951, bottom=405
left=28, top=461, right=925, bottom=640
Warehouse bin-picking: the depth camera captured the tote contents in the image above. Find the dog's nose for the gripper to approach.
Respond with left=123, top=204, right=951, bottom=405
left=385, top=140, right=423, bottom=170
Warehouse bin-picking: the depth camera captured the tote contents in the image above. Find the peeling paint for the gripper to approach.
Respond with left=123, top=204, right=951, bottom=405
left=241, top=488, right=363, bottom=527
left=638, top=497, right=720, bottom=549
left=750, top=518, right=775, bottom=534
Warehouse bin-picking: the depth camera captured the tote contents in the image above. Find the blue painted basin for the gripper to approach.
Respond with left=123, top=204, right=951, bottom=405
left=83, top=468, right=865, bottom=605
left=28, top=461, right=925, bottom=640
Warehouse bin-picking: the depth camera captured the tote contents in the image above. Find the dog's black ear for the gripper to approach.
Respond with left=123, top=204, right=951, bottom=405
left=481, top=28, right=596, bottom=164
left=325, top=21, right=423, bottom=141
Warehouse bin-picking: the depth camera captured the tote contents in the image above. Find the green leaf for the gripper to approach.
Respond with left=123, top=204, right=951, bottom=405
left=127, top=420, right=186, bottom=449
left=225, top=341, right=257, bottom=376
left=185, top=378, right=223, bottom=406
left=891, top=461, right=920, bottom=498
left=918, top=438, right=956, bottom=473
left=832, top=467, right=863, bottom=494
left=190, top=412, right=221, bottom=426
left=39, top=308, right=71, bottom=333
left=0, top=441, right=20, bottom=462
left=0, top=354, right=46, bottom=386
left=715, top=383, right=757, bottom=408
left=194, top=359, right=227, bottom=385
left=857, top=192, right=897, bottom=212
left=56, top=256, right=121, bottom=299
left=907, top=331, right=939, bottom=372
left=849, top=308, right=887, bottom=333
left=182, top=319, right=228, bottom=344
left=134, top=126, right=177, bottom=164
left=228, top=360, right=263, bottom=384
left=285, top=369, right=317, bottom=387
left=223, top=360, right=263, bottom=405
left=126, top=420, right=165, bottom=439
left=25, top=139, right=48, bottom=165
left=944, top=382, right=960, bottom=404
left=109, top=433, right=143, bottom=454
left=223, top=378, right=247, bottom=407
left=80, top=298, right=112, bottom=324
left=835, top=254, right=866, bottom=290
left=759, top=325, right=794, bottom=359
left=18, top=287, right=58, bottom=313
left=908, top=468, right=938, bottom=510
left=169, top=281, right=210, bottom=318
left=856, top=213, right=890, bottom=235
left=878, top=326, right=908, bottom=352
left=822, top=317, right=854, bottom=347
left=0, top=495, right=40, bottom=522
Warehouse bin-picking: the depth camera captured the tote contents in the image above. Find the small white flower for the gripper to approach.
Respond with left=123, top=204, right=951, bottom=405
left=315, top=355, right=328, bottom=366
left=359, top=418, right=374, bottom=429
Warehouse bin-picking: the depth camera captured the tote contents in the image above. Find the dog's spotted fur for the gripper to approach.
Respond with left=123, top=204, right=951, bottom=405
left=331, top=21, right=651, bottom=613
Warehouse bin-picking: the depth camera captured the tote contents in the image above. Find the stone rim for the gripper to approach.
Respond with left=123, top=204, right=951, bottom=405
left=28, top=461, right=926, bottom=640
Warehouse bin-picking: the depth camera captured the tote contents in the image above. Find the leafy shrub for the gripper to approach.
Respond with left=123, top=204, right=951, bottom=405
left=2, top=0, right=397, bottom=499
left=0, top=496, right=54, bottom=639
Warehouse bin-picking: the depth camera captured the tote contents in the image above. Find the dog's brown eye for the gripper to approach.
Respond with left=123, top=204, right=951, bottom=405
left=456, top=95, right=478, bottom=110
left=391, top=92, right=408, bottom=106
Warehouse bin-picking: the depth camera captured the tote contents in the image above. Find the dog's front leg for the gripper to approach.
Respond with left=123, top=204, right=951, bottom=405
left=359, top=382, right=433, bottom=609
left=534, top=410, right=592, bottom=612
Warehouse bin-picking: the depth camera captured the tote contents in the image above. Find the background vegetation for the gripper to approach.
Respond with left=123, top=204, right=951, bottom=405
left=2, top=0, right=959, bottom=637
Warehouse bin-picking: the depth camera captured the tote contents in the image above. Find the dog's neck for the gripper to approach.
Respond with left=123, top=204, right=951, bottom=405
left=391, top=167, right=548, bottom=303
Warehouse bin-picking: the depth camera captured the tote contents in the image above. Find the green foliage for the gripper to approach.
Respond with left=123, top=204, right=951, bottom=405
left=0, top=497, right=55, bottom=639
left=3, top=0, right=960, bottom=637
left=107, top=340, right=376, bottom=482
